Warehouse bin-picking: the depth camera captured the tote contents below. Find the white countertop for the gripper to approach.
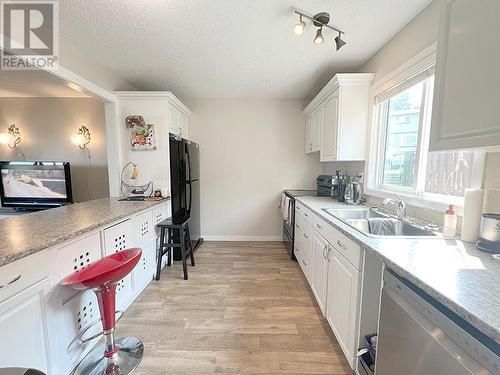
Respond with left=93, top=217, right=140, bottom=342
left=295, top=196, right=500, bottom=347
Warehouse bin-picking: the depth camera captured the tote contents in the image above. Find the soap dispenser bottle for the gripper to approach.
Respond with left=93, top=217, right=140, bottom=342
left=443, top=204, right=457, bottom=239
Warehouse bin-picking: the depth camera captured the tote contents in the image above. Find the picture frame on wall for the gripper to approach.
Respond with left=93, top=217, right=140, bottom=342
left=125, top=115, right=157, bottom=151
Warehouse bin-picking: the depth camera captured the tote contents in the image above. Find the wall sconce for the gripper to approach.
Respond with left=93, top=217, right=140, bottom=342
left=71, top=126, right=91, bottom=149
left=0, top=124, right=22, bottom=149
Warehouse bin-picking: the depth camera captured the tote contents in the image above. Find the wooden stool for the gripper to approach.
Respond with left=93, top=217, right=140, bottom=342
left=156, top=217, right=195, bottom=280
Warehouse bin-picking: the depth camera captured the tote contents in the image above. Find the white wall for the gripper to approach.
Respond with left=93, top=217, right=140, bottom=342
left=0, top=97, right=109, bottom=202
left=189, top=99, right=321, bottom=240
left=116, top=97, right=172, bottom=195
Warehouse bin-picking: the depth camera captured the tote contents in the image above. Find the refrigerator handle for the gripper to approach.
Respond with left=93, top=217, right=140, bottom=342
left=186, top=144, right=192, bottom=215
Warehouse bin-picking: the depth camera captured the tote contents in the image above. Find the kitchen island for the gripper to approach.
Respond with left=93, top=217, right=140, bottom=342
left=0, top=198, right=170, bottom=374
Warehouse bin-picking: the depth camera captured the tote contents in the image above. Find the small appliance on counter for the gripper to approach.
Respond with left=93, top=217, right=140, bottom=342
left=477, top=213, right=500, bottom=253
left=316, top=174, right=339, bottom=197
left=316, top=172, right=363, bottom=204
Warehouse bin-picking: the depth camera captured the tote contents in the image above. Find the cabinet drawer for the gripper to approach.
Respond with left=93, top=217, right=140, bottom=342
left=103, top=219, right=132, bottom=256
left=0, top=252, right=49, bottom=304
left=295, top=202, right=312, bottom=223
left=312, top=214, right=362, bottom=270
left=132, top=210, right=154, bottom=245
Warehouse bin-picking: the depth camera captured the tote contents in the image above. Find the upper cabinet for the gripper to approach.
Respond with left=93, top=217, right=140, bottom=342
left=304, top=74, right=374, bottom=161
left=430, top=0, right=500, bottom=151
left=168, top=102, right=190, bottom=139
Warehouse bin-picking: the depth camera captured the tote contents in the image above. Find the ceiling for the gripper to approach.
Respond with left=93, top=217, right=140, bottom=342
left=0, top=70, right=90, bottom=97
left=59, top=0, right=433, bottom=100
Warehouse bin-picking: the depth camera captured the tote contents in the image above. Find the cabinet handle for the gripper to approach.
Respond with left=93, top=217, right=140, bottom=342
left=296, top=206, right=301, bottom=210
left=302, top=259, right=307, bottom=266
left=0, top=274, right=21, bottom=289
left=327, top=247, right=332, bottom=262
left=322, top=245, right=328, bottom=260
left=304, top=212, right=308, bottom=217
left=296, top=224, right=300, bottom=229
left=316, top=223, right=322, bottom=229
left=303, top=233, right=308, bottom=238
left=337, top=240, right=346, bottom=249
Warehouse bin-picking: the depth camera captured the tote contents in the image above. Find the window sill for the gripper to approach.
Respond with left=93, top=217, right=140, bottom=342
left=364, top=188, right=464, bottom=216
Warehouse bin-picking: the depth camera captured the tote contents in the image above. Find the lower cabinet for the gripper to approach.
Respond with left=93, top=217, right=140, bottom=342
left=0, top=278, right=52, bottom=372
left=295, top=204, right=362, bottom=369
left=311, top=230, right=329, bottom=315
left=325, top=246, right=360, bottom=365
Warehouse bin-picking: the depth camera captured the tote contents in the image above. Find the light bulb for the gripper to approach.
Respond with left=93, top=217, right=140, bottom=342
left=71, top=133, right=84, bottom=146
left=314, top=27, right=324, bottom=44
left=0, top=133, right=11, bottom=145
left=294, top=16, right=305, bottom=36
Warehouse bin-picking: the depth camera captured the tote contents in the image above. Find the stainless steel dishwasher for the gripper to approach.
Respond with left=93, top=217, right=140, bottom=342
left=376, top=270, right=499, bottom=375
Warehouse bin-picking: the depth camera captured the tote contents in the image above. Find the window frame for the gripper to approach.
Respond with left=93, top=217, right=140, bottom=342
left=364, top=44, right=485, bottom=212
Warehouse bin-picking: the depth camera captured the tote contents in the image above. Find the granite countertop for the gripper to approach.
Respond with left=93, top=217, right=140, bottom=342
left=0, top=197, right=168, bottom=267
left=295, top=195, right=500, bottom=346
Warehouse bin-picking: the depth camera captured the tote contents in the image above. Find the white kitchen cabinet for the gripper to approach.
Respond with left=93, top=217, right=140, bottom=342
left=304, top=74, right=374, bottom=161
left=311, top=230, right=329, bottom=315
left=320, top=92, right=339, bottom=161
left=326, top=246, right=361, bottom=368
left=0, top=253, right=52, bottom=372
left=430, top=0, right=500, bottom=151
left=305, top=114, right=313, bottom=153
left=168, top=104, right=190, bottom=138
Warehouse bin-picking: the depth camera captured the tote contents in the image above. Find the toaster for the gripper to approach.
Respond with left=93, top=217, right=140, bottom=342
left=477, top=213, right=500, bottom=253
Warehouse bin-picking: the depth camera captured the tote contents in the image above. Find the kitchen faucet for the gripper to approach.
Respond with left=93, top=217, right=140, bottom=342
left=382, top=193, right=407, bottom=220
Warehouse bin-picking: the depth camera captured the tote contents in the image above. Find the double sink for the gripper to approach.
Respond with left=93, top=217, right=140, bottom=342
left=322, top=207, right=437, bottom=238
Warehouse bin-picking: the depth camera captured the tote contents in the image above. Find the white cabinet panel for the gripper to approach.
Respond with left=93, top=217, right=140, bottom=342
left=132, top=239, right=156, bottom=294
left=311, top=230, right=329, bottom=314
left=132, top=209, right=154, bottom=245
left=305, top=114, right=313, bottom=153
left=168, top=105, right=181, bottom=135
left=430, top=0, right=500, bottom=150
left=320, top=93, right=339, bottom=162
left=0, top=279, right=51, bottom=372
left=103, top=219, right=132, bottom=256
left=326, top=247, right=360, bottom=368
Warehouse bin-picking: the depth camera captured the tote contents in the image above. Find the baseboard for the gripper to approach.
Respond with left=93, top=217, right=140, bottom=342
left=202, top=235, right=283, bottom=241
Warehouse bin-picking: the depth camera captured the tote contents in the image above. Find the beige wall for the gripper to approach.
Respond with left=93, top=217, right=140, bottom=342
left=0, top=97, right=109, bottom=203
left=189, top=99, right=321, bottom=240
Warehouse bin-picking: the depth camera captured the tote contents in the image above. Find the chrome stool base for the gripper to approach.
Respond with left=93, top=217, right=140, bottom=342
left=74, top=337, right=144, bottom=375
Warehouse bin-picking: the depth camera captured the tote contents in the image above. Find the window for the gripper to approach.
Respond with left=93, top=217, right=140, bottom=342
left=369, top=65, right=483, bottom=203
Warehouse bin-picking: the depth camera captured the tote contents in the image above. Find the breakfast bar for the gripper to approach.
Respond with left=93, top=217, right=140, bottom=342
left=0, top=198, right=170, bottom=374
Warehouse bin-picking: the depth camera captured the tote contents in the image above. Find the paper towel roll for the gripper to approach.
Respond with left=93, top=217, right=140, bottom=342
left=461, top=189, right=484, bottom=243
left=483, top=189, right=500, bottom=214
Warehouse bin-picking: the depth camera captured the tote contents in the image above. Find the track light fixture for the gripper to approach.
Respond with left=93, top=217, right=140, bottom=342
left=293, top=10, right=346, bottom=50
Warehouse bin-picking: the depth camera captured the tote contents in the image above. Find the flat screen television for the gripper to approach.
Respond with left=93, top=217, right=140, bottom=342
left=0, top=161, right=73, bottom=210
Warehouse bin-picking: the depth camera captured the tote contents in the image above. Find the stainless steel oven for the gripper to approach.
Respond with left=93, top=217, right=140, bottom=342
left=282, top=190, right=316, bottom=261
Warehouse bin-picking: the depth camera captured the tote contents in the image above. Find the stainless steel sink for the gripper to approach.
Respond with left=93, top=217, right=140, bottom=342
left=323, top=207, right=437, bottom=238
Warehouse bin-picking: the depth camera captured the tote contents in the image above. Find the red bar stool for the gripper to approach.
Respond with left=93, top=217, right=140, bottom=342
left=61, top=248, right=143, bottom=375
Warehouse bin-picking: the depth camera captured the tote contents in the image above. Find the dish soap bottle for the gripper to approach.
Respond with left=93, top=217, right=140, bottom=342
left=443, top=204, right=457, bottom=239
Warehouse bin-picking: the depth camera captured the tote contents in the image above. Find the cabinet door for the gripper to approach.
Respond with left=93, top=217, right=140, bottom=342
left=311, top=107, right=322, bottom=152
left=320, top=93, right=339, bottom=162
left=326, top=247, right=360, bottom=367
left=430, top=0, right=500, bottom=150
left=305, top=114, right=313, bottom=153
left=311, top=230, right=329, bottom=315
left=0, top=279, right=51, bottom=372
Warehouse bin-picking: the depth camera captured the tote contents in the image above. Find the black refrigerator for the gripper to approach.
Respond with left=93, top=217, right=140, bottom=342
left=169, top=134, right=202, bottom=256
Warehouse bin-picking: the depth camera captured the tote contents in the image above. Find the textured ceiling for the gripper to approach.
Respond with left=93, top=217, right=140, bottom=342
left=59, top=0, right=432, bottom=99
left=0, top=70, right=89, bottom=97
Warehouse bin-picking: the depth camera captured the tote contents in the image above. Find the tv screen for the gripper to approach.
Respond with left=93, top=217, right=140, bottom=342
left=0, top=161, right=73, bottom=209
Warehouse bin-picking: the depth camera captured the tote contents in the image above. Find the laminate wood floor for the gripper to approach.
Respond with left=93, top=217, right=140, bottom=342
left=116, top=241, right=353, bottom=375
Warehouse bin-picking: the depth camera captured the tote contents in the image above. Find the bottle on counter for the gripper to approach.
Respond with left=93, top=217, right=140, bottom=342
left=337, top=176, right=347, bottom=202
left=443, top=204, right=457, bottom=239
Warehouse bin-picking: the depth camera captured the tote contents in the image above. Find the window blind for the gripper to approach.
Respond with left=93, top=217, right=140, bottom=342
left=374, top=66, right=435, bottom=105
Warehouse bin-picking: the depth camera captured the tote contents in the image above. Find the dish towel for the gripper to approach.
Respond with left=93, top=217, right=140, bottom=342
left=280, top=194, right=292, bottom=225
left=367, top=218, right=397, bottom=236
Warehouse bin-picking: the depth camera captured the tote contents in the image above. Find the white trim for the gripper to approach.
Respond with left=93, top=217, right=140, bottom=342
left=115, top=91, right=192, bottom=116
left=304, top=73, right=374, bottom=115
left=202, top=235, right=283, bottom=242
